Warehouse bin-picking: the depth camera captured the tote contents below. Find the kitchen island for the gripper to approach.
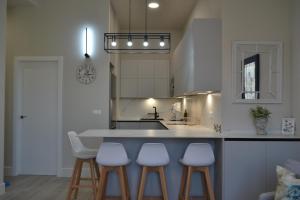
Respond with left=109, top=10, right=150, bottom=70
left=79, top=126, right=300, bottom=200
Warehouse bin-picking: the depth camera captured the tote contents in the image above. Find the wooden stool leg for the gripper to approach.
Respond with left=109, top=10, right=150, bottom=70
left=117, top=166, right=127, bottom=200
left=96, top=166, right=108, bottom=200
left=122, top=166, right=130, bottom=200
left=137, top=166, right=148, bottom=200
left=73, top=159, right=83, bottom=199
left=201, top=172, right=208, bottom=199
left=184, top=166, right=193, bottom=200
left=158, top=166, right=169, bottom=200
left=179, top=166, right=188, bottom=200
left=89, top=159, right=97, bottom=200
left=66, top=159, right=80, bottom=200
left=203, top=167, right=215, bottom=200
left=94, top=159, right=100, bottom=180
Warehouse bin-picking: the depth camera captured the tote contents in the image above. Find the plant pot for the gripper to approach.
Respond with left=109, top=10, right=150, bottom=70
left=254, top=118, right=268, bottom=135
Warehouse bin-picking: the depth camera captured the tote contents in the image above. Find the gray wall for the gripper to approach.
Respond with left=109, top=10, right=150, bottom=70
left=292, top=0, right=300, bottom=124
left=0, top=0, right=7, bottom=193
left=5, top=0, right=110, bottom=173
left=221, top=0, right=292, bottom=134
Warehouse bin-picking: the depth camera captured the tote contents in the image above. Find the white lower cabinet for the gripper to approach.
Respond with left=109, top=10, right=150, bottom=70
left=224, top=140, right=300, bottom=200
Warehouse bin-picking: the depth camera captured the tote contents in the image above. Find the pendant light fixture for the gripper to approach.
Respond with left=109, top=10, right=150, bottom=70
left=104, top=0, right=170, bottom=53
left=127, top=0, right=133, bottom=47
left=143, top=0, right=149, bottom=47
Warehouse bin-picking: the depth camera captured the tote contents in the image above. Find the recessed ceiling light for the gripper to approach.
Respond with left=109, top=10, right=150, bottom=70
left=148, top=0, right=159, bottom=9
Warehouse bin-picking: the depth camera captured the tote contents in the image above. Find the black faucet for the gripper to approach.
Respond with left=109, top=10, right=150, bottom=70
left=153, top=106, right=159, bottom=120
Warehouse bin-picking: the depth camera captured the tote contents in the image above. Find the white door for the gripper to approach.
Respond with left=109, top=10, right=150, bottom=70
left=19, top=60, right=59, bottom=175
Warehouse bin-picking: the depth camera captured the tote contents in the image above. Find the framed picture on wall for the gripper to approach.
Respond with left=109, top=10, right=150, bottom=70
left=281, top=118, right=296, bottom=136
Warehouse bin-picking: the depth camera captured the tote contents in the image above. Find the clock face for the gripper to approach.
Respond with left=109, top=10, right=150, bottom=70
left=76, top=61, right=96, bottom=85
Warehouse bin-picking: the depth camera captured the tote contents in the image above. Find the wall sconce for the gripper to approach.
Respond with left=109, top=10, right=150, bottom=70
left=84, top=28, right=90, bottom=58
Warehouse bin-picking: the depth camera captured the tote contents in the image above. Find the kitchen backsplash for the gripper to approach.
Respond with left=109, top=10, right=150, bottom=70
left=184, top=93, right=221, bottom=128
left=118, top=98, right=181, bottom=120
left=118, top=94, right=221, bottom=129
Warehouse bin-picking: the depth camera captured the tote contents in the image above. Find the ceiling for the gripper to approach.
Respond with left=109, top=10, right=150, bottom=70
left=110, top=0, right=198, bottom=30
left=7, top=0, right=39, bottom=7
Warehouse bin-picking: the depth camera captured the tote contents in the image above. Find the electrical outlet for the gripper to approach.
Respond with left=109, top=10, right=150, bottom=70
left=92, top=109, right=102, bottom=115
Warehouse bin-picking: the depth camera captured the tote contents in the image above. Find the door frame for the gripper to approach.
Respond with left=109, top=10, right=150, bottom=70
left=12, top=56, right=63, bottom=176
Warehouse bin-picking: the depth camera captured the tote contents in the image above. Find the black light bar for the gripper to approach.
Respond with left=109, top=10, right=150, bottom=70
left=104, top=33, right=171, bottom=54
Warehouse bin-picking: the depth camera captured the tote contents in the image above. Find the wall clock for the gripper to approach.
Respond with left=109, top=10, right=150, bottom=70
left=76, top=60, right=96, bottom=85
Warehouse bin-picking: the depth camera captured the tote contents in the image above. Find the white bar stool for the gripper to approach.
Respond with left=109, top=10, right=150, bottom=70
left=96, top=142, right=131, bottom=200
left=67, top=131, right=100, bottom=200
left=179, top=143, right=215, bottom=200
left=136, top=143, right=170, bottom=200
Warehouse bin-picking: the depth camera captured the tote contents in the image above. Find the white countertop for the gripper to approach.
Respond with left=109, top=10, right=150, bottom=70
left=79, top=127, right=220, bottom=138
left=78, top=120, right=300, bottom=139
left=79, top=129, right=300, bottom=139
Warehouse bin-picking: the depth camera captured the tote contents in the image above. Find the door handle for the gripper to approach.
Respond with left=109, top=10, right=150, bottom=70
left=20, top=115, right=27, bottom=119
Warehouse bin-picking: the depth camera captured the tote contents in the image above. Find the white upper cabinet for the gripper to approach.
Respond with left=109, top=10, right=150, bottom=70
left=120, top=59, right=170, bottom=98
left=139, top=61, right=154, bottom=78
left=172, top=19, right=221, bottom=96
left=121, top=60, right=139, bottom=78
left=155, top=60, right=169, bottom=78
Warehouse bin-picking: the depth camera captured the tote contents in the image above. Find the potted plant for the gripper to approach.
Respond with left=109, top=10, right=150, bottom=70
left=250, top=106, right=271, bottom=135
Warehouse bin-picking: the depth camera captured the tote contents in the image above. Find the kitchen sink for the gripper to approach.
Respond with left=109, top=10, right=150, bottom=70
left=140, top=118, right=164, bottom=121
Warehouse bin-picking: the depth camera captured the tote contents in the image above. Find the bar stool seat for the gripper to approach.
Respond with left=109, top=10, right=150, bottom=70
left=179, top=143, right=215, bottom=200
left=96, top=142, right=130, bottom=200
left=97, top=142, right=131, bottom=166
left=67, top=131, right=100, bottom=200
left=137, top=143, right=170, bottom=166
left=180, top=143, right=215, bottom=166
left=137, top=143, right=170, bottom=200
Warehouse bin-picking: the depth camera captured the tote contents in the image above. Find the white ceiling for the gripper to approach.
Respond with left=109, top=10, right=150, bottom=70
left=110, top=0, right=198, bottom=30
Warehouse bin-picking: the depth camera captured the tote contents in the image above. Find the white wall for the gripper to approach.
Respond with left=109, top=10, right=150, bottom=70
left=185, top=0, right=221, bottom=30
left=221, top=0, right=291, bottom=134
left=292, top=0, right=300, bottom=125
left=5, top=0, right=110, bottom=175
left=0, top=0, right=7, bottom=194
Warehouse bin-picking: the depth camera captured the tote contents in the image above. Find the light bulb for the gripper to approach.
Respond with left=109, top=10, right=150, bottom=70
left=159, top=41, right=165, bottom=47
left=111, top=41, right=117, bottom=47
left=127, top=40, right=133, bottom=47
left=143, top=41, right=149, bottom=47
left=148, top=2, right=159, bottom=8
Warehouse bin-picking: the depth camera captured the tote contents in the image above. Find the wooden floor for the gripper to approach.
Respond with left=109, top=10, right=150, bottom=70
left=0, top=176, right=94, bottom=200
left=0, top=176, right=206, bottom=200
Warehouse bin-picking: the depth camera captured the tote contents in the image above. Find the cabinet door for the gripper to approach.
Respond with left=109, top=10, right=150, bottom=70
left=139, top=78, right=154, bottom=97
left=266, top=142, right=300, bottom=191
left=139, top=60, right=154, bottom=78
left=121, top=78, right=138, bottom=97
left=154, top=78, right=170, bottom=98
left=155, top=60, right=169, bottom=78
left=121, top=60, right=139, bottom=78
left=224, top=141, right=267, bottom=200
